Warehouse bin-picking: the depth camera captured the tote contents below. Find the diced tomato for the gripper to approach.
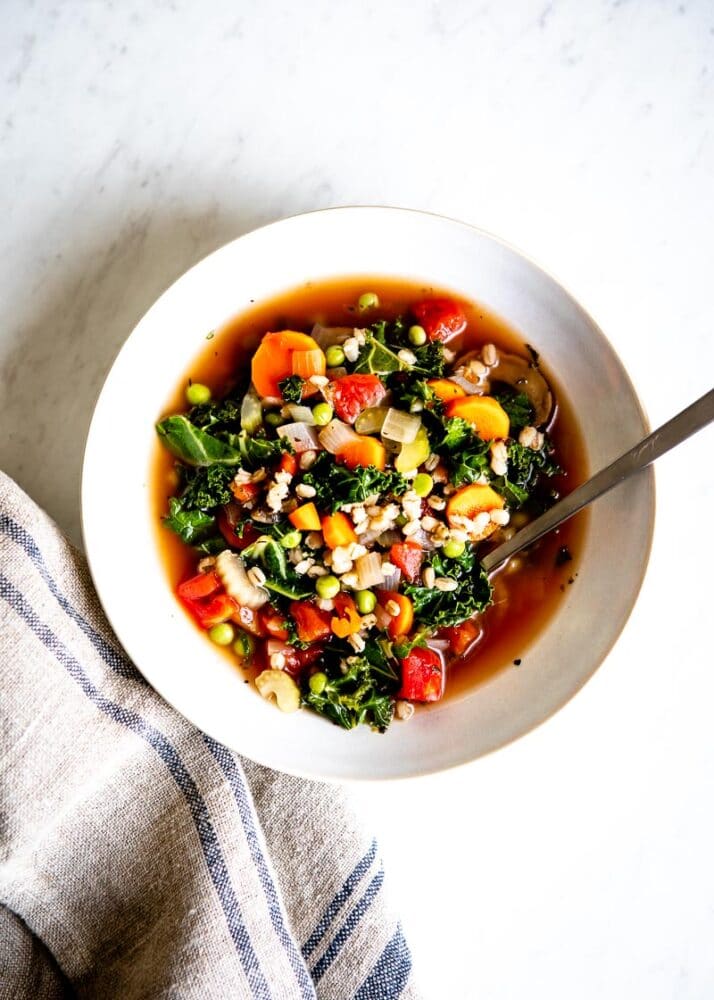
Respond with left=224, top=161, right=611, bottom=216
left=177, top=571, right=221, bottom=601
left=442, top=619, right=482, bottom=657
left=293, top=642, right=327, bottom=673
left=279, top=452, right=298, bottom=476
left=218, top=504, right=261, bottom=550
left=389, top=542, right=423, bottom=583
left=260, top=608, right=290, bottom=641
left=413, top=298, right=467, bottom=343
left=192, top=593, right=239, bottom=629
left=290, top=601, right=332, bottom=643
left=331, top=374, right=386, bottom=424
left=398, top=647, right=444, bottom=702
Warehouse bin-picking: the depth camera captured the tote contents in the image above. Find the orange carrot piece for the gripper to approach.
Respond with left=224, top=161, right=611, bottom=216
left=321, top=512, right=358, bottom=550
left=331, top=594, right=362, bottom=637
left=292, top=348, right=326, bottom=380
left=251, top=330, right=321, bottom=399
left=445, top=395, right=510, bottom=441
left=427, top=378, right=467, bottom=402
left=446, top=484, right=505, bottom=526
left=279, top=452, right=298, bottom=476
left=336, top=435, right=387, bottom=471
left=288, top=502, right=321, bottom=531
left=379, top=591, right=414, bottom=639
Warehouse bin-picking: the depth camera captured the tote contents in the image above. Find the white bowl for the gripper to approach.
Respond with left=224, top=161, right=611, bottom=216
left=82, top=207, right=654, bottom=781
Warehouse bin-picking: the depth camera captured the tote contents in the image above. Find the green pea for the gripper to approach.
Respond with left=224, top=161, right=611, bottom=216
left=355, top=590, right=377, bottom=614
left=280, top=530, right=302, bottom=549
left=233, top=631, right=255, bottom=660
left=312, top=402, right=334, bottom=426
left=395, top=513, right=407, bottom=527
left=264, top=411, right=283, bottom=427
left=412, top=473, right=434, bottom=498
left=325, top=345, right=346, bottom=368
left=186, top=382, right=211, bottom=406
left=443, top=539, right=466, bottom=559
left=309, top=671, right=328, bottom=695
left=209, top=622, right=235, bottom=646
left=358, top=291, right=379, bottom=311
left=315, top=574, right=340, bottom=599
left=408, top=325, right=427, bottom=347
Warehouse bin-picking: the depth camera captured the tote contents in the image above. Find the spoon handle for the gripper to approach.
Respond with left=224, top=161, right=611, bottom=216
left=481, top=387, right=714, bottom=574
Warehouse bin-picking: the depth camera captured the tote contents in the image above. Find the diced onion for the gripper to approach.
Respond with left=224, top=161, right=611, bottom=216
left=380, top=407, right=422, bottom=444
left=380, top=565, right=402, bottom=591
left=215, top=550, right=269, bottom=609
left=266, top=639, right=292, bottom=658
left=376, top=530, right=401, bottom=548
left=286, top=404, right=316, bottom=425
left=355, top=552, right=385, bottom=589
left=277, top=422, right=321, bottom=453
left=354, top=406, right=390, bottom=435
left=318, top=418, right=359, bottom=454
left=449, top=374, right=483, bottom=395
left=426, top=638, right=450, bottom=654
left=240, top=388, right=263, bottom=433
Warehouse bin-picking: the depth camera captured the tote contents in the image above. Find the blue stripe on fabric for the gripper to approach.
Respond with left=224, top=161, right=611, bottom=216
left=1, top=513, right=310, bottom=993
left=310, top=868, right=385, bottom=983
left=0, top=575, right=271, bottom=1000
left=354, top=925, right=412, bottom=1000
left=0, top=514, right=137, bottom=681
left=301, top=837, right=378, bottom=960
left=202, top=735, right=317, bottom=1000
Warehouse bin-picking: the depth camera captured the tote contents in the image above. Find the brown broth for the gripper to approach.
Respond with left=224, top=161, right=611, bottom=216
left=151, top=276, right=588, bottom=701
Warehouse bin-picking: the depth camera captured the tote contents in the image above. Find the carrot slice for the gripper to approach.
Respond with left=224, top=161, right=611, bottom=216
left=288, top=502, right=321, bottom=531
left=427, top=378, right=467, bottom=402
left=445, top=395, right=510, bottom=441
left=336, top=436, right=386, bottom=471
left=378, top=591, right=414, bottom=640
left=321, top=512, right=358, bottom=550
left=251, top=330, right=321, bottom=399
left=292, top=348, right=326, bottom=380
left=446, top=484, right=504, bottom=526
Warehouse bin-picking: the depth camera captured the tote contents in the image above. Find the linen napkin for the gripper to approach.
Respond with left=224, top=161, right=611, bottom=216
left=0, top=471, right=419, bottom=1000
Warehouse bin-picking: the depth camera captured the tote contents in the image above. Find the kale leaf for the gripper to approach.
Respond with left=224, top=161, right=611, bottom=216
left=493, top=391, right=534, bottom=432
left=439, top=416, right=473, bottom=451
left=404, top=545, right=492, bottom=629
left=278, top=375, right=305, bottom=403
left=412, top=341, right=445, bottom=377
left=301, top=452, right=409, bottom=512
left=303, top=655, right=395, bottom=732
left=236, top=431, right=291, bottom=468
left=163, top=497, right=223, bottom=552
left=188, top=396, right=242, bottom=434
left=178, top=464, right=234, bottom=511
left=156, top=415, right=244, bottom=467
left=241, top=536, right=312, bottom=600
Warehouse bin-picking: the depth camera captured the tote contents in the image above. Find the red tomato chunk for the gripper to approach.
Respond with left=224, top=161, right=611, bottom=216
left=290, top=601, right=332, bottom=644
left=413, top=298, right=467, bottom=342
left=331, top=374, right=386, bottom=424
left=398, top=647, right=444, bottom=702
left=389, top=542, right=423, bottom=583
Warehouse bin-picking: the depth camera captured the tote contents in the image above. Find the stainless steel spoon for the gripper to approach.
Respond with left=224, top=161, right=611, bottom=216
left=481, top=387, right=714, bottom=574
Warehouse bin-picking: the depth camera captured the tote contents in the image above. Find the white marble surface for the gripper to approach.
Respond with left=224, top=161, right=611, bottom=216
left=2, top=1, right=713, bottom=997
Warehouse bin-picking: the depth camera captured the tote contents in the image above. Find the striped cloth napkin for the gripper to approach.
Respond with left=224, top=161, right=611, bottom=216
left=0, top=471, right=419, bottom=1000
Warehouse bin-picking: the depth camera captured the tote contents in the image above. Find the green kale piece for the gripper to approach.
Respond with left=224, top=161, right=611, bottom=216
left=156, top=415, right=244, bottom=467
left=303, top=655, right=395, bottom=732
left=188, top=396, right=242, bottom=433
left=412, top=341, right=445, bottom=377
left=178, top=464, right=234, bottom=511
left=236, top=431, right=292, bottom=469
left=301, top=452, right=409, bottom=513
left=162, top=498, right=223, bottom=552
left=241, top=536, right=312, bottom=601
left=493, top=391, right=534, bottom=432
left=404, top=545, right=493, bottom=629
left=278, top=375, right=305, bottom=403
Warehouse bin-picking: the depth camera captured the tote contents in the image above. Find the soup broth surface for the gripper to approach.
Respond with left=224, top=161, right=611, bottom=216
left=152, top=276, right=588, bottom=701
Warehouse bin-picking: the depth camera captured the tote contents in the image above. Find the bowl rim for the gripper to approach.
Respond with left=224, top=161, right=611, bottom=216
left=81, top=204, right=656, bottom=781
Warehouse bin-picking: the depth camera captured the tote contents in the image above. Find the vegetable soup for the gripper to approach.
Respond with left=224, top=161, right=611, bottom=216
left=152, top=277, right=587, bottom=731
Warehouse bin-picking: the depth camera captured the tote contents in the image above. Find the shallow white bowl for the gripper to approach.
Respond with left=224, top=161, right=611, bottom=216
left=82, top=207, right=654, bottom=781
